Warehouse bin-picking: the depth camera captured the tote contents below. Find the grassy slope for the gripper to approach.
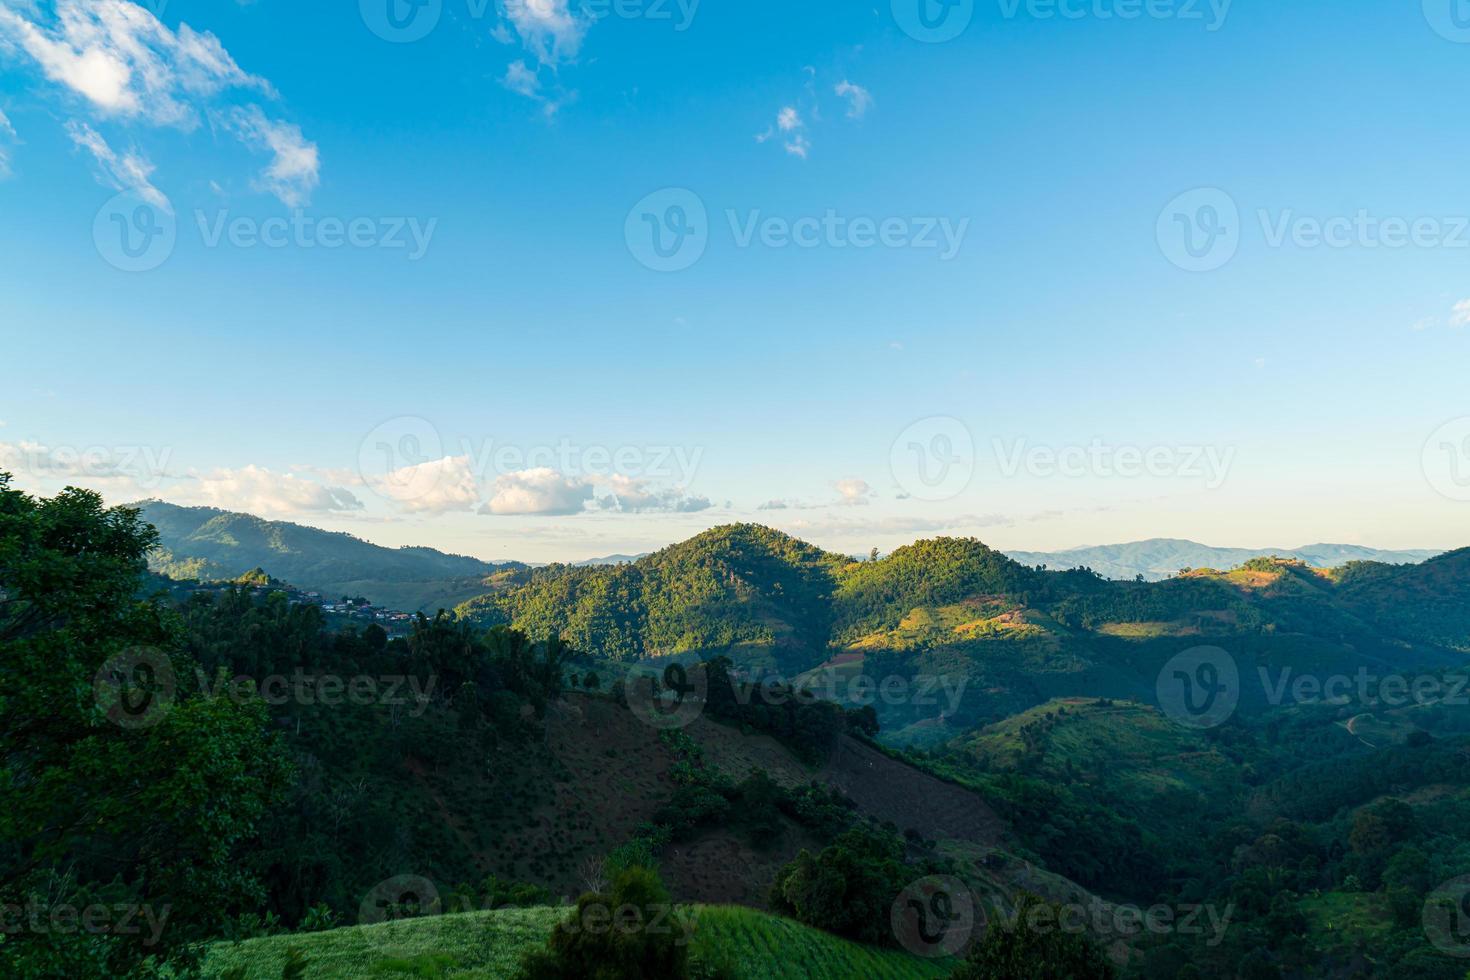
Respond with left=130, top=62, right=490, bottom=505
left=202, top=905, right=951, bottom=979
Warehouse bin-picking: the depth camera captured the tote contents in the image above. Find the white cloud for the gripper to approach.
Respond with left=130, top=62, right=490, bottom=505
left=482, top=467, right=593, bottom=516
left=834, top=80, right=871, bottom=120
left=502, top=59, right=540, bottom=99
left=64, top=119, right=167, bottom=208
left=1451, top=300, right=1470, bottom=328
left=373, top=455, right=483, bottom=515
left=834, top=478, right=875, bottom=506
left=502, top=0, right=589, bottom=66
left=756, top=106, right=810, bottom=159
left=592, top=475, right=712, bottom=514
left=188, top=464, right=363, bottom=515
left=0, top=1, right=314, bottom=206
left=221, top=105, right=319, bottom=206
left=0, top=1, right=270, bottom=125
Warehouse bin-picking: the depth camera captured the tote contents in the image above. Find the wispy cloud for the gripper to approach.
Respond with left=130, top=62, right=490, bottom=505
left=219, top=105, right=320, bottom=207
left=756, top=105, right=810, bottom=158
left=0, top=0, right=315, bottom=205
left=0, top=107, right=16, bottom=177
left=64, top=119, right=167, bottom=208
left=834, top=80, right=871, bottom=119
left=501, top=0, right=590, bottom=66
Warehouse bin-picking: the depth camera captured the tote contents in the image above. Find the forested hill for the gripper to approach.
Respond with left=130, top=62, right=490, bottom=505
left=137, top=500, right=523, bottom=611
left=458, top=523, right=849, bottom=672
left=457, top=524, right=1470, bottom=677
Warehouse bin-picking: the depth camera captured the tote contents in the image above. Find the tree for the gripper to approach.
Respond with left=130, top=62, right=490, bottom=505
left=516, top=866, right=687, bottom=980
left=0, top=476, right=292, bottom=976
left=769, top=827, right=910, bottom=946
left=950, top=894, right=1116, bottom=980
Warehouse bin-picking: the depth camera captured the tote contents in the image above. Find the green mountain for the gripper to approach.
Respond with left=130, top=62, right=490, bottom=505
left=137, top=500, right=524, bottom=611
left=1004, top=537, right=1441, bottom=582
left=459, top=527, right=1470, bottom=741
left=459, top=524, right=847, bottom=671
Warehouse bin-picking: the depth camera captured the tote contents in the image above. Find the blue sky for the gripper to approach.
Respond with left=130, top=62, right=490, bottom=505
left=2, top=0, right=1469, bottom=562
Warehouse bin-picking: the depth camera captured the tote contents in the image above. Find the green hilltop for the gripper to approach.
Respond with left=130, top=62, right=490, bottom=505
left=138, top=500, right=524, bottom=611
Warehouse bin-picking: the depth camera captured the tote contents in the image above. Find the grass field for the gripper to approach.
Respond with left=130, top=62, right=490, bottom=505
left=201, top=904, right=954, bottom=979
left=690, top=905, right=954, bottom=979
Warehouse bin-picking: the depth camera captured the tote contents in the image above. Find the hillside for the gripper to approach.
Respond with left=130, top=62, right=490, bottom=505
left=459, top=524, right=850, bottom=671
left=201, top=904, right=954, bottom=979
left=1005, top=538, right=1441, bottom=582
left=457, top=528, right=1470, bottom=743
left=137, top=500, right=522, bottom=611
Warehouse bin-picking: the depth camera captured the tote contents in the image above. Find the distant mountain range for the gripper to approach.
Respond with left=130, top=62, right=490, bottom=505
left=134, top=500, right=1445, bottom=612
left=136, top=501, right=525, bottom=612
left=1003, top=538, right=1441, bottom=582
left=572, top=553, right=646, bottom=567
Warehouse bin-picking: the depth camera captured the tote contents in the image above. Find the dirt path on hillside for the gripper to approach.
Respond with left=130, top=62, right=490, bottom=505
left=818, top=737, right=1008, bottom=847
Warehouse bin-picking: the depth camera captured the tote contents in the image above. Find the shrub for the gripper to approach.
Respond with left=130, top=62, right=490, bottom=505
left=516, top=867, right=688, bottom=980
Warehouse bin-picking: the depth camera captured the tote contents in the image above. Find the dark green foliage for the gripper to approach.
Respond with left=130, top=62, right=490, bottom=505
left=515, top=867, right=688, bottom=980
left=768, top=827, right=913, bottom=947
left=833, top=537, right=1040, bottom=642
left=949, top=894, right=1115, bottom=980
left=460, top=524, right=845, bottom=668
left=0, top=476, right=294, bottom=977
